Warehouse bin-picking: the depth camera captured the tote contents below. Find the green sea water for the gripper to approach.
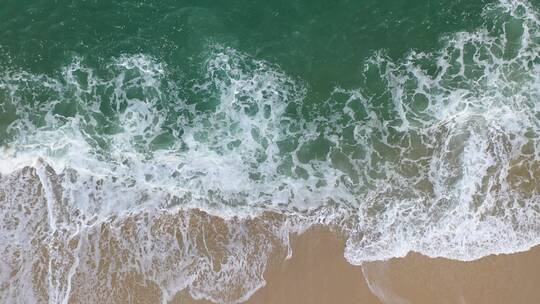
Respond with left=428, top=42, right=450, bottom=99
left=0, top=0, right=491, bottom=173
left=3, top=0, right=540, bottom=302
left=1, top=1, right=488, bottom=73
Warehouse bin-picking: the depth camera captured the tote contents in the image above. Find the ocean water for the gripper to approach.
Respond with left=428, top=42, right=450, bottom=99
left=2, top=0, right=540, bottom=302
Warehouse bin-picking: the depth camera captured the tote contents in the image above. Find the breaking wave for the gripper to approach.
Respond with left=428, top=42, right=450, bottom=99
left=2, top=0, right=540, bottom=302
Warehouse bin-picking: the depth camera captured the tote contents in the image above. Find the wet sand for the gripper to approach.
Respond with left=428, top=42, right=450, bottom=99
left=178, top=223, right=540, bottom=304
left=362, top=245, right=540, bottom=304
left=245, top=228, right=540, bottom=304
left=246, top=227, right=382, bottom=304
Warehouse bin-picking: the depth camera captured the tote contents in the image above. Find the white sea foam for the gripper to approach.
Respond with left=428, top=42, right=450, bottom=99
left=341, top=0, right=540, bottom=263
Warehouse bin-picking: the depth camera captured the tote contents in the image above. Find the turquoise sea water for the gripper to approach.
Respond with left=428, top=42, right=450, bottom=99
left=2, top=0, right=540, bottom=302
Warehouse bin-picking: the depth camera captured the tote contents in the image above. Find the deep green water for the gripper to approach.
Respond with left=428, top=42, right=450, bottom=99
left=0, top=0, right=489, bottom=89
left=0, top=0, right=493, bottom=169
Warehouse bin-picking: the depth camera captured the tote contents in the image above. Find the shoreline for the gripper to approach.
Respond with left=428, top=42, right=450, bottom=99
left=2, top=166, right=539, bottom=303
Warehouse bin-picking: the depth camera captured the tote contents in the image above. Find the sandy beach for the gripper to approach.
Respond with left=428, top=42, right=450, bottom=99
left=362, top=244, right=540, bottom=304
left=246, top=227, right=381, bottom=304
left=251, top=228, right=540, bottom=304
left=171, top=221, right=540, bottom=304
left=3, top=168, right=540, bottom=303
left=3, top=168, right=538, bottom=304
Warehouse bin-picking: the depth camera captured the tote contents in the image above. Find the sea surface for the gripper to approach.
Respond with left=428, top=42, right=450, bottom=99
left=2, top=0, right=540, bottom=302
